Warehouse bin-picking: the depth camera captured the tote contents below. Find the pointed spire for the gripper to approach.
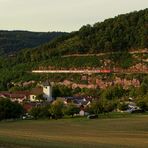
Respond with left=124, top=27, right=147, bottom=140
left=42, top=80, right=51, bottom=86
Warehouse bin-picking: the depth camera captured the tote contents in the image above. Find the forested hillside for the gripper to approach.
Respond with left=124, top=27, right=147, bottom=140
left=0, top=31, right=66, bottom=55
left=0, top=9, right=147, bottom=92
left=17, top=8, right=148, bottom=62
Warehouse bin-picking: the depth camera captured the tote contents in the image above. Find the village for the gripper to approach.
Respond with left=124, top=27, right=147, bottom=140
left=0, top=78, right=143, bottom=120
left=0, top=3, right=147, bottom=147
left=0, top=80, right=92, bottom=117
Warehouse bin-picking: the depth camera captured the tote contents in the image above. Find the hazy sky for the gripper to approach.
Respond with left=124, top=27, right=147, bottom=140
left=0, top=0, right=147, bottom=32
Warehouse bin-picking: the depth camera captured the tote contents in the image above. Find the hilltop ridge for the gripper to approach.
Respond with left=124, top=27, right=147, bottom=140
left=16, top=8, right=148, bottom=62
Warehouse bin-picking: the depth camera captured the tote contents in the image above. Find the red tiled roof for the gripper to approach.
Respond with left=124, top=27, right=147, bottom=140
left=30, top=87, right=43, bottom=95
left=12, top=91, right=30, bottom=96
left=9, top=94, right=26, bottom=100
left=0, top=88, right=43, bottom=100
left=0, top=91, right=29, bottom=100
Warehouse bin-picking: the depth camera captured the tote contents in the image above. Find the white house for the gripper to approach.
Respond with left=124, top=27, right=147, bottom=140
left=29, top=87, right=43, bottom=102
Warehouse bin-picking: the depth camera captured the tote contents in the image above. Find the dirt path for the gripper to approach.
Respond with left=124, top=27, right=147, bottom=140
left=62, top=49, right=148, bottom=58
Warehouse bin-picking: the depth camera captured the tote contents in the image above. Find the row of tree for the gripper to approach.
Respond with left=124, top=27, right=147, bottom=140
left=29, top=100, right=80, bottom=119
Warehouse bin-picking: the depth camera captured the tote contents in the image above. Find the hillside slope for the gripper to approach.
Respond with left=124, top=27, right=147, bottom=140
left=17, top=8, right=148, bottom=62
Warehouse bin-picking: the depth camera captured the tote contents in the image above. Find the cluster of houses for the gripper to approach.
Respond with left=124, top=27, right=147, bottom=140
left=0, top=81, right=52, bottom=103
left=60, top=96, right=92, bottom=116
left=0, top=80, right=140, bottom=115
left=0, top=80, right=92, bottom=115
left=0, top=81, right=53, bottom=112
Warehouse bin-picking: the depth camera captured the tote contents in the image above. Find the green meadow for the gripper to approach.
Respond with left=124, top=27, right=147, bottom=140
left=0, top=114, right=148, bottom=148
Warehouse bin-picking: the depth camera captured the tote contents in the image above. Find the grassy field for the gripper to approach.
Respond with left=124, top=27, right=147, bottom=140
left=0, top=114, right=148, bottom=148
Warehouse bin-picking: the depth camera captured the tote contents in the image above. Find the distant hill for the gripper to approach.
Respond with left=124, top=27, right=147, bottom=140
left=0, top=30, right=66, bottom=55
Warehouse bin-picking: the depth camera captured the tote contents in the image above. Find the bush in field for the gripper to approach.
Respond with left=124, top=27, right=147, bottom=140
left=118, top=103, right=128, bottom=111
left=29, top=107, right=41, bottom=119
left=136, top=97, right=148, bottom=111
left=0, top=98, right=24, bottom=120
left=63, top=103, right=80, bottom=117
left=49, top=99, right=64, bottom=119
left=89, top=99, right=117, bottom=114
left=29, top=105, right=50, bottom=119
left=89, top=100, right=103, bottom=114
left=104, top=100, right=118, bottom=112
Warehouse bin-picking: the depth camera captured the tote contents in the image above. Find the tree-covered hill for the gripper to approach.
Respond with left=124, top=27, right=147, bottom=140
left=0, top=30, right=66, bottom=55
left=0, top=9, right=147, bottom=91
left=18, top=8, right=148, bottom=62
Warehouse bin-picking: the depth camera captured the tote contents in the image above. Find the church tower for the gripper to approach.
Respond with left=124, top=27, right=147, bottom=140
left=42, top=80, right=52, bottom=102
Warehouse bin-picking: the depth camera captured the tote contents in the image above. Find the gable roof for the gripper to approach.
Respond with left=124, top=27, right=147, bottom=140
left=0, top=91, right=30, bottom=99
left=30, top=87, right=43, bottom=95
left=42, top=80, right=51, bottom=86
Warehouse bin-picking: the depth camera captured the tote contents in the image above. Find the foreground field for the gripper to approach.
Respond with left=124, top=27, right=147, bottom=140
left=0, top=115, right=148, bottom=148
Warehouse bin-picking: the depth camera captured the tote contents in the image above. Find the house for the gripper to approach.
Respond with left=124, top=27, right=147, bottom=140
left=29, top=87, right=43, bottom=102
left=0, top=92, right=9, bottom=99
left=0, top=80, right=53, bottom=103
left=29, top=80, right=52, bottom=102
left=61, top=96, right=92, bottom=108
left=0, top=91, right=29, bottom=103
left=9, top=94, right=27, bottom=103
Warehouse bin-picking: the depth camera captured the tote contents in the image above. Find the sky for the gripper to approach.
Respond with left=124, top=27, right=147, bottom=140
left=0, top=0, right=147, bottom=32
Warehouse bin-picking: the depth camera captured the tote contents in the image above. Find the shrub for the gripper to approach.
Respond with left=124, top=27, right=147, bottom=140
left=118, top=103, right=128, bottom=111
left=63, top=103, right=80, bottom=117
left=0, top=98, right=24, bottom=120
left=49, top=99, right=64, bottom=119
left=29, top=106, right=50, bottom=119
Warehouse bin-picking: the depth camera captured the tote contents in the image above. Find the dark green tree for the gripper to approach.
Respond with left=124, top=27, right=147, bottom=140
left=64, top=103, right=80, bottom=117
left=49, top=99, right=64, bottom=119
left=0, top=98, right=24, bottom=120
